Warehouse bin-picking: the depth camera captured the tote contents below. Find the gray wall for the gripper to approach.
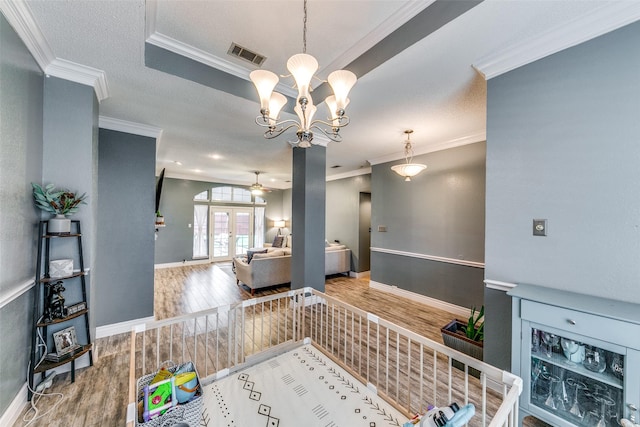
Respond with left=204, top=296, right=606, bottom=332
left=41, top=76, right=98, bottom=345
left=0, top=13, right=44, bottom=415
left=96, top=129, right=156, bottom=326
left=484, top=21, right=640, bottom=370
left=154, top=177, right=285, bottom=264
left=371, top=142, right=486, bottom=308
left=326, top=175, right=371, bottom=272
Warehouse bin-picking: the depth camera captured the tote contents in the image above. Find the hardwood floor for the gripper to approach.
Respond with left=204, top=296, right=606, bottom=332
left=14, top=263, right=542, bottom=426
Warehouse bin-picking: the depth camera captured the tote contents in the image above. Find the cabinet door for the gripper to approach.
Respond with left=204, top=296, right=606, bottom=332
left=521, top=321, right=630, bottom=427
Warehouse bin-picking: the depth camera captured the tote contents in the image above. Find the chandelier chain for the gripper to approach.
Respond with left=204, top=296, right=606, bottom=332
left=302, top=0, right=307, bottom=54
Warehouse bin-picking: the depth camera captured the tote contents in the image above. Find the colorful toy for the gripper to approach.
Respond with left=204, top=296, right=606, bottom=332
left=403, top=403, right=475, bottom=427
left=174, top=371, right=199, bottom=403
left=143, top=376, right=177, bottom=422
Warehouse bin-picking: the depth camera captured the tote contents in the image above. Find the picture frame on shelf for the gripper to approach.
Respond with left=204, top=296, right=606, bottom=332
left=53, top=326, right=79, bottom=357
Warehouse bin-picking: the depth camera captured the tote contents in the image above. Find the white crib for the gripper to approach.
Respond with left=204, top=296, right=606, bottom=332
left=126, top=288, right=522, bottom=426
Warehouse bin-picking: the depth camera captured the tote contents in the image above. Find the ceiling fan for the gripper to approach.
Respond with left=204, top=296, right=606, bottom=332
left=249, top=171, right=271, bottom=196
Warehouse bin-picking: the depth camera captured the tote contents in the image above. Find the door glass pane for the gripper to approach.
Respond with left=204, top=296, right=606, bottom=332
left=234, top=212, right=250, bottom=255
left=530, top=328, right=624, bottom=425
left=193, top=205, right=209, bottom=258
left=213, top=212, right=230, bottom=257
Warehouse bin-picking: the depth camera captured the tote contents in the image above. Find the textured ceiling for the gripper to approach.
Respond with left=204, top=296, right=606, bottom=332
left=22, top=0, right=636, bottom=188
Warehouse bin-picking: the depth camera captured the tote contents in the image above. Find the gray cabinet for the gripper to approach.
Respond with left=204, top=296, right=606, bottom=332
left=509, top=284, right=640, bottom=426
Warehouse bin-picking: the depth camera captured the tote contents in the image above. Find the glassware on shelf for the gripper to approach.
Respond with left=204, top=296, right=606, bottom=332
left=607, top=352, right=624, bottom=380
left=566, top=378, right=586, bottom=420
left=532, top=328, right=540, bottom=353
left=584, top=346, right=607, bottom=373
left=561, top=337, right=585, bottom=366
left=541, top=372, right=561, bottom=410
left=541, top=332, right=559, bottom=358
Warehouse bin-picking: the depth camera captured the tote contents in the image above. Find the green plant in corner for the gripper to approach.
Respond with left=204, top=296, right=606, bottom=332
left=32, top=183, right=87, bottom=216
left=462, top=305, right=484, bottom=342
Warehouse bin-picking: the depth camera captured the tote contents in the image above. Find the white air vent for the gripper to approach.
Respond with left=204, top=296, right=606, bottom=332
left=228, top=43, right=266, bottom=66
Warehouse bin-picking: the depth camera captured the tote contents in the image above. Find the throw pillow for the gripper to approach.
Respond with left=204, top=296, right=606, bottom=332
left=272, top=235, right=284, bottom=248
left=247, top=248, right=267, bottom=263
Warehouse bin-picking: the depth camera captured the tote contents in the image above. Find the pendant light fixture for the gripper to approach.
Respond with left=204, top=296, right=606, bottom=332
left=249, top=0, right=357, bottom=148
left=391, top=130, right=427, bottom=181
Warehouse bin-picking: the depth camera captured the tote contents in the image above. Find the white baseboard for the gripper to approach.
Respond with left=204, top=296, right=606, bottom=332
left=0, top=382, right=27, bottom=427
left=96, top=315, right=155, bottom=338
left=154, top=259, right=211, bottom=269
left=350, top=270, right=370, bottom=278
left=369, top=281, right=470, bottom=319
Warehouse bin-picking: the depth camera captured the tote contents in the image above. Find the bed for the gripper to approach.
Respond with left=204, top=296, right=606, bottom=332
left=126, top=289, right=522, bottom=426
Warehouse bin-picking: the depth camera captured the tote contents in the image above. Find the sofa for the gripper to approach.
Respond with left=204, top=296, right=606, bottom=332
left=233, top=238, right=351, bottom=295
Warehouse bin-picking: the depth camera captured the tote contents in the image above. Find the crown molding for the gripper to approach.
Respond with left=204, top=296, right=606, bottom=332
left=146, top=32, right=297, bottom=99
left=99, top=116, right=163, bottom=139
left=368, top=131, right=485, bottom=166
left=46, top=59, right=109, bottom=101
left=327, top=167, right=372, bottom=182
left=0, top=1, right=110, bottom=101
left=0, top=0, right=54, bottom=70
left=320, top=0, right=435, bottom=75
left=473, top=2, right=640, bottom=80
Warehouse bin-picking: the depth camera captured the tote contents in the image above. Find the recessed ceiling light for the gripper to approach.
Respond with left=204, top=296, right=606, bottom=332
left=209, top=154, right=221, bottom=160
left=174, top=161, right=183, bottom=166
left=193, top=169, right=202, bottom=173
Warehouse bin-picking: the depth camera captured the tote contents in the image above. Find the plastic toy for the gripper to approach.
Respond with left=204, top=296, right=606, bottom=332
left=175, top=371, right=198, bottom=403
left=403, top=403, right=475, bottom=427
left=143, top=376, right=177, bottom=422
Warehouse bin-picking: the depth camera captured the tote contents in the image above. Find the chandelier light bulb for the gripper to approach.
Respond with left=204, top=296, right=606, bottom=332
left=268, top=93, right=288, bottom=126
left=249, top=70, right=279, bottom=112
left=287, top=53, right=318, bottom=101
left=327, top=70, right=357, bottom=111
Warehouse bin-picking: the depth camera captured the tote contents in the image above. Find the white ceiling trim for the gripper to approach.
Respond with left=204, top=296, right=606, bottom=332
left=0, top=0, right=110, bottom=101
left=99, top=116, right=163, bottom=139
left=473, top=2, right=640, bottom=80
left=146, top=32, right=297, bottom=98
left=46, top=59, right=109, bottom=101
left=0, top=0, right=54, bottom=71
left=326, top=167, right=372, bottom=182
left=320, top=0, right=435, bottom=75
left=368, top=131, right=486, bottom=166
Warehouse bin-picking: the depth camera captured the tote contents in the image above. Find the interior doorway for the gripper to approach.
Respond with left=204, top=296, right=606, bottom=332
left=210, top=207, right=253, bottom=261
left=358, top=192, right=371, bottom=272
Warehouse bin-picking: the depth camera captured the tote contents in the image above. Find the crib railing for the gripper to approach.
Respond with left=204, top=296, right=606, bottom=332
left=127, top=288, right=521, bottom=427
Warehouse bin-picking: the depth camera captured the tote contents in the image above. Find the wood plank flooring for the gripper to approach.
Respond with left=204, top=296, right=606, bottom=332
left=14, top=262, right=546, bottom=426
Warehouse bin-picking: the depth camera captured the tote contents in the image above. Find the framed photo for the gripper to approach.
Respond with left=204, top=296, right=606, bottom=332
left=53, top=326, right=79, bottom=356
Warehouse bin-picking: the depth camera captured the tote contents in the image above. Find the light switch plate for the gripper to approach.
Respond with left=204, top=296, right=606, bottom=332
left=533, top=219, right=547, bottom=236
left=377, top=225, right=387, bottom=232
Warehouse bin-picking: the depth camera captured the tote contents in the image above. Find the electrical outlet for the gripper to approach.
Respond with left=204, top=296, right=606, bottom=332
left=533, top=219, right=547, bottom=236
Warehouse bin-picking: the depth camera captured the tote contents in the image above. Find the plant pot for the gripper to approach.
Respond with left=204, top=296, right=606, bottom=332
left=48, top=214, right=71, bottom=234
left=441, top=319, right=483, bottom=377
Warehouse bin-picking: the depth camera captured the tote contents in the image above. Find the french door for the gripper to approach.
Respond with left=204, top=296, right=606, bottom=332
left=210, top=207, right=253, bottom=261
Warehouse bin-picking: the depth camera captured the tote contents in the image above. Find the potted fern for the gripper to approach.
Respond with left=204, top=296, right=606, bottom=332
left=441, top=306, right=484, bottom=376
left=32, top=183, right=87, bottom=233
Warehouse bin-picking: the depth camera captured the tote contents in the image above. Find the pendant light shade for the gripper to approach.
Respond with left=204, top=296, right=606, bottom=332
left=391, top=130, right=427, bottom=181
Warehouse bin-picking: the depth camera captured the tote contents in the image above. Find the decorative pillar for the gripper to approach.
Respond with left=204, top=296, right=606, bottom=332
left=291, top=145, right=326, bottom=291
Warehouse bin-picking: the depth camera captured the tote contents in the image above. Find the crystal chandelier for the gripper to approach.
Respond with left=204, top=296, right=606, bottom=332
left=391, top=130, right=427, bottom=181
left=249, top=0, right=357, bottom=148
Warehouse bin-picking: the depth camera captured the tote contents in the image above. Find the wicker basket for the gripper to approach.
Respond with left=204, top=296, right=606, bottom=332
left=136, top=362, right=203, bottom=427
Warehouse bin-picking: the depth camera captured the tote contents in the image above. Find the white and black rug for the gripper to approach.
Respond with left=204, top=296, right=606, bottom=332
left=200, top=345, right=405, bottom=427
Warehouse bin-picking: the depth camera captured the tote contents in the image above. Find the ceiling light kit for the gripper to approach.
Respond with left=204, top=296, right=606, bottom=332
left=249, top=0, right=357, bottom=148
left=250, top=171, right=265, bottom=196
left=391, top=130, right=427, bottom=181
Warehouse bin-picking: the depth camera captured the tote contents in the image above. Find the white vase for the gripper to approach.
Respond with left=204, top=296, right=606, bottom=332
left=49, top=214, right=71, bottom=234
